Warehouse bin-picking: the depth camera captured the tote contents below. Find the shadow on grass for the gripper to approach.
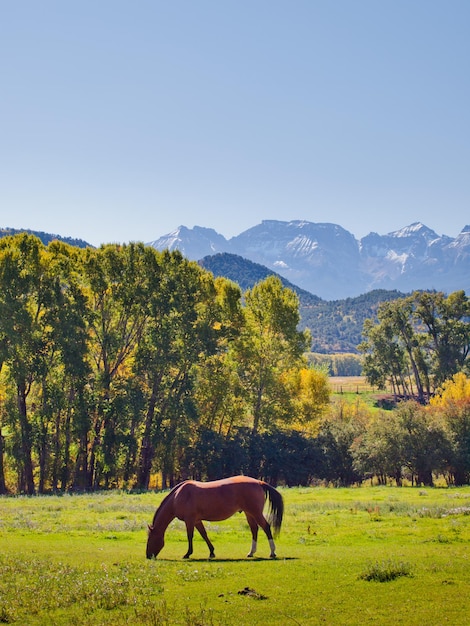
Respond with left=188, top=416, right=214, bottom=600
left=152, top=556, right=298, bottom=562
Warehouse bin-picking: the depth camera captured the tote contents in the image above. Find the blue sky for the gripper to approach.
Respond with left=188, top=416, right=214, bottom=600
left=1, top=1, right=469, bottom=247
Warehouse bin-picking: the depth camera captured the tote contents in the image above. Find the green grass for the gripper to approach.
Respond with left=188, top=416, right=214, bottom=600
left=1, top=486, right=469, bottom=625
left=329, top=375, right=389, bottom=411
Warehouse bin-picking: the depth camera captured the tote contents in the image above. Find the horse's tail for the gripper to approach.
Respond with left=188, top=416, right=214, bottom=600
left=261, top=482, right=284, bottom=537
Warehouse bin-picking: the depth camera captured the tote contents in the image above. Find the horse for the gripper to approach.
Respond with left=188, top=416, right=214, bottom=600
left=146, top=475, right=284, bottom=559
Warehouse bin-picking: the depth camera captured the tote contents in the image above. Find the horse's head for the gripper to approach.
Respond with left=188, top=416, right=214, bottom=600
left=146, top=524, right=164, bottom=559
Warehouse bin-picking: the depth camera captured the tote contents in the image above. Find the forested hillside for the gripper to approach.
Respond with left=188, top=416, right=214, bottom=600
left=199, top=252, right=321, bottom=304
left=302, top=290, right=405, bottom=353
left=200, top=252, right=405, bottom=352
left=0, top=227, right=91, bottom=249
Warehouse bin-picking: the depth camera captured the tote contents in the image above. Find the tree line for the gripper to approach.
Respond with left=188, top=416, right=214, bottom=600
left=0, top=234, right=330, bottom=494
left=0, top=234, right=469, bottom=494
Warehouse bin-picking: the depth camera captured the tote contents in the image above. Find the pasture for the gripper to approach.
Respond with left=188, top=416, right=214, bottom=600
left=0, top=486, right=469, bottom=625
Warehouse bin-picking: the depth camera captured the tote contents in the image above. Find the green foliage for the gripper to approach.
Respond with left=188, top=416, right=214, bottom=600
left=0, top=235, right=330, bottom=493
left=230, top=276, right=310, bottom=437
left=359, top=559, right=413, bottom=582
left=0, top=234, right=468, bottom=494
left=360, top=291, right=470, bottom=401
left=308, top=352, right=363, bottom=375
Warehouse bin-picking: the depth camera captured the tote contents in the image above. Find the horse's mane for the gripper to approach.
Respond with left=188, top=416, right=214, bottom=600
left=151, top=481, right=186, bottom=525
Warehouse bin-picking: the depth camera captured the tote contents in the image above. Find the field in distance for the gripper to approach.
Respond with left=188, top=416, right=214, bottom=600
left=329, top=375, right=385, bottom=394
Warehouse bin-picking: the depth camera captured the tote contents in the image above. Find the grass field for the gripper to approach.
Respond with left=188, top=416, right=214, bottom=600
left=1, top=486, right=469, bottom=625
left=329, top=376, right=377, bottom=394
left=329, top=375, right=393, bottom=411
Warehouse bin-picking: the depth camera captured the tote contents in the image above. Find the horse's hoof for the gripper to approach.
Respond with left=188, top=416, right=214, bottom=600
left=209, top=553, right=215, bottom=559
left=270, top=554, right=277, bottom=559
left=247, top=553, right=254, bottom=558
left=183, top=554, right=190, bottom=559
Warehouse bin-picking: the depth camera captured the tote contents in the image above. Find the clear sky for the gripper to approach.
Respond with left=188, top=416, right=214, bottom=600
left=1, top=1, right=469, bottom=247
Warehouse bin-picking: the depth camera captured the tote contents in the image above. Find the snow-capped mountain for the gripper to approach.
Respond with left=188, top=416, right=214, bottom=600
left=147, top=225, right=227, bottom=260
left=148, top=220, right=470, bottom=300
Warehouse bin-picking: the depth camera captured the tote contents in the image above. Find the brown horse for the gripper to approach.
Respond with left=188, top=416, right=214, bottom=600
left=146, top=475, right=284, bottom=559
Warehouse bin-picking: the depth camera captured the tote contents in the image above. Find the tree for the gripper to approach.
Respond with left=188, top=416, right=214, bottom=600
left=396, top=401, right=449, bottom=486
left=281, top=366, right=330, bottom=434
left=0, top=234, right=55, bottom=493
left=360, top=291, right=470, bottom=403
left=317, top=399, right=368, bottom=486
left=35, top=241, right=91, bottom=492
left=0, top=379, right=8, bottom=494
left=382, top=299, right=428, bottom=403
left=360, top=317, right=410, bottom=397
left=430, top=373, right=470, bottom=485
left=134, top=253, right=235, bottom=488
left=80, top=243, right=152, bottom=489
left=352, top=411, right=406, bottom=485
left=414, top=291, right=470, bottom=387
left=233, top=276, right=309, bottom=436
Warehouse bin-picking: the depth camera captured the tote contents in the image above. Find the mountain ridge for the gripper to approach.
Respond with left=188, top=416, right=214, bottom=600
left=149, top=220, right=470, bottom=300
left=0, top=227, right=91, bottom=249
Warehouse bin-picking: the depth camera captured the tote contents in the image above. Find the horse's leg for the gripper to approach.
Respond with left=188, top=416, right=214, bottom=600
left=245, top=514, right=259, bottom=557
left=183, top=521, right=194, bottom=559
left=195, top=521, right=215, bottom=559
left=255, top=514, right=277, bottom=558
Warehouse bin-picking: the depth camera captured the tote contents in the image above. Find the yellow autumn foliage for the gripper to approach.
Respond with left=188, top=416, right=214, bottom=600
left=281, top=366, right=330, bottom=434
left=430, top=372, right=470, bottom=407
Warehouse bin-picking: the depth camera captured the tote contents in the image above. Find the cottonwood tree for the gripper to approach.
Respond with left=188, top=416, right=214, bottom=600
left=352, top=411, right=406, bottom=485
left=0, top=234, right=55, bottom=493
left=414, top=291, right=470, bottom=386
left=134, top=253, right=238, bottom=488
left=360, top=291, right=470, bottom=402
left=80, top=243, right=152, bottom=489
left=232, top=276, right=310, bottom=437
left=281, top=366, right=330, bottom=435
left=397, top=401, right=449, bottom=486
left=430, top=373, right=470, bottom=485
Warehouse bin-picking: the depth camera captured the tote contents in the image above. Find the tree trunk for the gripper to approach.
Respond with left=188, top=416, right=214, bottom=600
left=136, top=383, right=159, bottom=489
left=38, top=420, right=48, bottom=494
left=17, top=383, right=35, bottom=494
left=0, top=432, right=7, bottom=494
left=52, top=408, right=62, bottom=491
left=417, top=469, right=433, bottom=487
left=60, top=403, right=73, bottom=491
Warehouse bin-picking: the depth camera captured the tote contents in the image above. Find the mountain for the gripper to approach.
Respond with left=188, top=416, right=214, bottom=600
left=149, top=220, right=470, bottom=300
left=147, top=225, right=227, bottom=260
left=0, top=227, right=91, bottom=249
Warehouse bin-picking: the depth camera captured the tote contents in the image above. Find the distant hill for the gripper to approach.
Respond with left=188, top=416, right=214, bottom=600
left=300, top=289, right=405, bottom=353
left=0, top=228, right=92, bottom=249
left=199, top=253, right=321, bottom=306
left=199, top=252, right=404, bottom=353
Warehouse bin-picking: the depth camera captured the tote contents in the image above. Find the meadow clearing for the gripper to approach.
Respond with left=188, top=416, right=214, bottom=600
left=0, top=485, right=469, bottom=625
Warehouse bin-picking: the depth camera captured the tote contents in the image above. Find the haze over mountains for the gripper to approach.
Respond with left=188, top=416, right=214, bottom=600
left=148, top=220, right=470, bottom=300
